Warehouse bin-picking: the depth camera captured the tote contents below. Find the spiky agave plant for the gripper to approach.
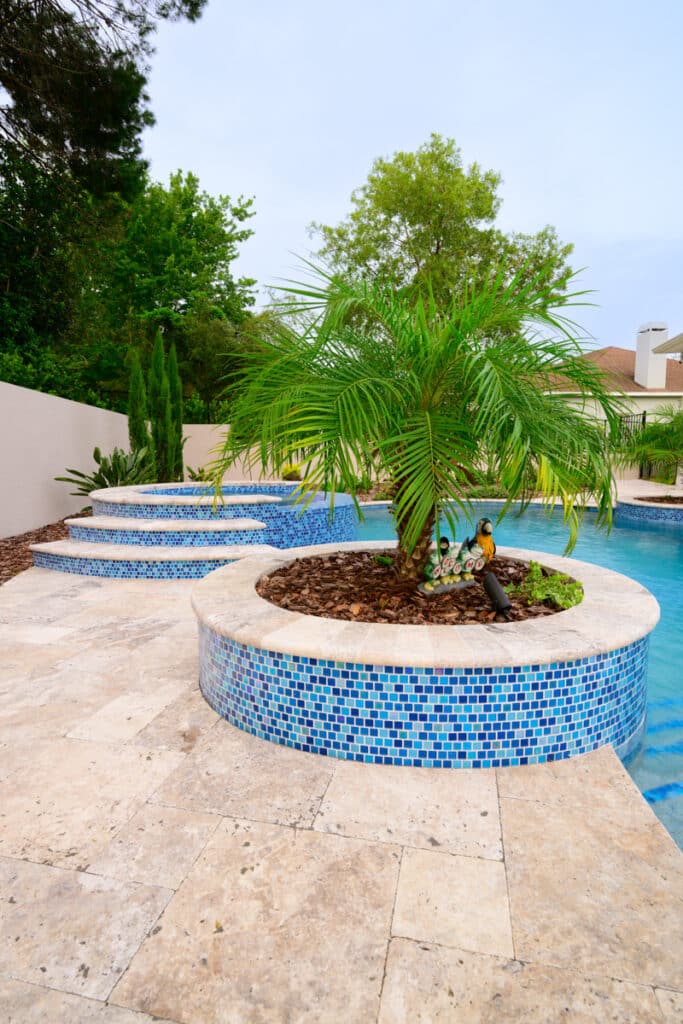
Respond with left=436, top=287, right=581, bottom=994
left=212, top=261, right=626, bottom=582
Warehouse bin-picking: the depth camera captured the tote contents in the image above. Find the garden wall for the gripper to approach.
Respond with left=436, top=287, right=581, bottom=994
left=0, top=383, right=256, bottom=538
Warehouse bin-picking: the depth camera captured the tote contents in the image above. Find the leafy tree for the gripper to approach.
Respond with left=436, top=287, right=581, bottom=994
left=215, top=264, right=624, bottom=582
left=0, top=1, right=206, bottom=197
left=106, top=171, right=256, bottom=333
left=148, top=332, right=171, bottom=479
left=311, top=134, right=573, bottom=309
left=167, top=341, right=183, bottom=479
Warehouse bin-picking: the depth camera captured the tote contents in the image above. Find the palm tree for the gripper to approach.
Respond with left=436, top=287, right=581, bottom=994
left=619, top=404, right=683, bottom=486
left=213, top=263, right=625, bottom=582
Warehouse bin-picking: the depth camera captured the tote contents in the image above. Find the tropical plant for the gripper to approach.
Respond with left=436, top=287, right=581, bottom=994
left=55, top=446, right=152, bottom=496
left=506, top=561, right=584, bottom=610
left=618, top=404, right=683, bottom=485
left=212, top=262, right=625, bottom=583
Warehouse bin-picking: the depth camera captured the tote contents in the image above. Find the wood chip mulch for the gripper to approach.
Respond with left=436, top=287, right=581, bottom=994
left=635, top=495, right=683, bottom=505
left=257, top=550, right=562, bottom=626
left=0, top=509, right=91, bottom=586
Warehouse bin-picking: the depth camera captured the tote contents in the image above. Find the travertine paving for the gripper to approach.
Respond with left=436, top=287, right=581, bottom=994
left=0, top=568, right=682, bottom=1023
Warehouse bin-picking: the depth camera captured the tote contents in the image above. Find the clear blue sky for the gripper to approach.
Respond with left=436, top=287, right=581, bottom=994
left=142, top=0, right=683, bottom=349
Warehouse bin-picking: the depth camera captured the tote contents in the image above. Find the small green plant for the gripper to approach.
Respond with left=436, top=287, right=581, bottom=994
left=187, top=464, right=213, bottom=482
left=506, top=560, right=583, bottom=610
left=56, top=446, right=153, bottom=497
left=281, top=463, right=302, bottom=481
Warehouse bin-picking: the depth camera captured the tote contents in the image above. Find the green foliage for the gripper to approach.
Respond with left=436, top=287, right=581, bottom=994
left=214, top=261, right=623, bottom=582
left=0, top=1, right=207, bottom=197
left=281, top=464, right=302, bottom=481
left=167, top=342, right=184, bottom=480
left=127, top=349, right=154, bottom=470
left=148, top=333, right=172, bottom=480
left=506, top=561, right=584, bottom=610
left=311, top=134, right=573, bottom=310
left=618, top=404, right=683, bottom=481
left=55, top=446, right=153, bottom=496
left=186, top=464, right=213, bottom=482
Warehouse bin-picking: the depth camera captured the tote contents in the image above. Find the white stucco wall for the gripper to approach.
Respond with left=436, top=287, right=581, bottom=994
left=0, top=385, right=268, bottom=538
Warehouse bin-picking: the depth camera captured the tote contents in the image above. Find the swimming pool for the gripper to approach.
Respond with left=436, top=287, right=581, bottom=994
left=358, top=502, right=683, bottom=848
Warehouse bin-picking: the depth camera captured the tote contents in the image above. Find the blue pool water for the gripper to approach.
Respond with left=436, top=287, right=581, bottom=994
left=358, top=502, right=683, bottom=848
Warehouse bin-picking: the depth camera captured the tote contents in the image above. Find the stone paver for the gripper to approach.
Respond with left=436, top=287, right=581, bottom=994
left=378, top=939, right=666, bottom=1023
left=313, top=760, right=501, bottom=858
left=0, top=857, right=171, bottom=1000
left=110, top=818, right=400, bottom=1024
left=392, top=848, right=513, bottom=957
left=0, top=567, right=681, bottom=1022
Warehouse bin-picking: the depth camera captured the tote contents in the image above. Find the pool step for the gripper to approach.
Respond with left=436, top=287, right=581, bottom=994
left=30, top=539, right=279, bottom=579
left=65, top=515, right=268, bottom=547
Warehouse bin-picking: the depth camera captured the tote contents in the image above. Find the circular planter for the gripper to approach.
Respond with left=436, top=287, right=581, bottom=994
left=615, top=497, right=683, bottom=526
left=192, top=541, right=660, bottom=768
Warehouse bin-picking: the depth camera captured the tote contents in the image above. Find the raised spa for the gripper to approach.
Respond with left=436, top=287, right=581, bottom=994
left=192, top=541, right=660, bottom=769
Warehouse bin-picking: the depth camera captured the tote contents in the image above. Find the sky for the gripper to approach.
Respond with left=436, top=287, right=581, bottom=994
left=142, top=0, right=683, bottom=350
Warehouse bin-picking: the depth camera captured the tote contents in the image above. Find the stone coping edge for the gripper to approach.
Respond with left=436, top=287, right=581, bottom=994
left=89, top=482, right=355, bottom=509
left=191, top=541, right=660, bottom=669
left=31, top=541, right=280, bottom=561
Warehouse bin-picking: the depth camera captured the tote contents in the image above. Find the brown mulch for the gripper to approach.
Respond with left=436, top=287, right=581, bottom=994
left=0, top=509, right=91, bottom=586
left=635, top=495, right=683, bottom=505
left=257, top=550, right=563, bottom=626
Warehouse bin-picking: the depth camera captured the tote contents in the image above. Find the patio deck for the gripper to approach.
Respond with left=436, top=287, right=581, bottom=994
left=1, top=565, right=682, bottom=1022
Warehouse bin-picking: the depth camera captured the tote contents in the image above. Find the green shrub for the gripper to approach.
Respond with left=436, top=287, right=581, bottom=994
left=187, top=464, right=213, bottom=482
left=506, top=560, right=583, bottom=610
left=55, top=446, right=153, bottom=497
left=281, top=463, right=302, bottom=481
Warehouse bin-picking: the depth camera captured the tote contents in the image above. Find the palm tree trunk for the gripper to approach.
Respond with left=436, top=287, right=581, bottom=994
left=394, top=506, right=436, bottom=582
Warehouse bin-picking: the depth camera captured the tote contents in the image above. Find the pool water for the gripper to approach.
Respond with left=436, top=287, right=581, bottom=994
left=358, top=502, right=683, bottom=848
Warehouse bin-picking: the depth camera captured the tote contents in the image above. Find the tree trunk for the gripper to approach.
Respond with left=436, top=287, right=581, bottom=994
left=394, top=506, right=436, bottom=582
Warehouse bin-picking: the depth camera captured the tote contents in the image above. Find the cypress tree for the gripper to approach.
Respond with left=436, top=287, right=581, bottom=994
left=148, top=332, right=172, bottom=482
left=160, top=373, right=175, bottom=482
left=128, top=350, right=155, bottom=477
left=167, top=342, right=184, bottom=481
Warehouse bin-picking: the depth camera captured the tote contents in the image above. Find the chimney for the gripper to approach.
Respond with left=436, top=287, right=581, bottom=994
left=634, top=322, right=668, bottom=389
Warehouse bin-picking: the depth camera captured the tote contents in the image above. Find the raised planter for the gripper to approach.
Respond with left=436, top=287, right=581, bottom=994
left=192, top=541, right=660, bottom=769
left=615, top=497, right=683, bottom=526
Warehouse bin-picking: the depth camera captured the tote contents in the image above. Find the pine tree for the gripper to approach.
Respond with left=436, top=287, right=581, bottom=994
left=167, top=342, right=184, bottom=481
left=127, top=349, right=155, bottom=476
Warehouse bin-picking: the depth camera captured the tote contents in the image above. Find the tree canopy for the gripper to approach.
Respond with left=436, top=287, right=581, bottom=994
left=311, top=134, right=573, bottom=308
left=0, top=0, right=206, bottom=197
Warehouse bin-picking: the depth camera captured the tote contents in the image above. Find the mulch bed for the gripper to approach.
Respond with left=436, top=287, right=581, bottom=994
left=635, top=495, right=683, bottom=505
left=257, top=550, right=563, bottom=626
left=0, top=509, right=91, bottom=586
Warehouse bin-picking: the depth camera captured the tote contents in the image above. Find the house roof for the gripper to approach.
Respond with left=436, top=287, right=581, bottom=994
left=653, top=332, right=683, bottom=354
left=555, top=346, right=683, bottom=394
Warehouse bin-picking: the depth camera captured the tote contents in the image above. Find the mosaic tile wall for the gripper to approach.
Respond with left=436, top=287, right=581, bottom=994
left=89, top=495, right=358, bottom=549
left=615, top=501, right=683, bottom=525
left=199, top=625, right=649, bottom=767
left=68, top=524, right=268, bottom=547
left=32, top=552, right=236, bottom=579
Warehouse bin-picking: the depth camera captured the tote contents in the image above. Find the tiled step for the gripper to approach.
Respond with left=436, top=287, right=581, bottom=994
left=30, top=539, right=280, bottom=579
left=65, top=516, right=267, bottom=547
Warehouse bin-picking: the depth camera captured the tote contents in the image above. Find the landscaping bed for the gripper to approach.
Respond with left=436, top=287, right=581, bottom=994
left=635, top=495, right=683, bottom=505
left=0, top=510, right=91, bottom=585
left=256, top=549, right=566, bottom=625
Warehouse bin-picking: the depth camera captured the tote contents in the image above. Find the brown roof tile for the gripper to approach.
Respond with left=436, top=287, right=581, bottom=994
left=556, top=346, right=683, bottom=393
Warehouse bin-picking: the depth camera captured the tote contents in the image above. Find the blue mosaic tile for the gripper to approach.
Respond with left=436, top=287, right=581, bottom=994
left=32, top=552, right=236, bottom=579
left=615, top=501, right=683, bottom=525
left=68, top=525, right=268, bottom=547
left=198, top=626, right=650, bottom=768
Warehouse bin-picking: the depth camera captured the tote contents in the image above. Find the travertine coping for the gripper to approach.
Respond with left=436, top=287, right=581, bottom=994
left=31, top=540, right=280, bottom=561
left=191, top=542, right=660, bottom=669
left=90, top=483, right=284, bottom=507
left=65, top=516, right=267, bottom=531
